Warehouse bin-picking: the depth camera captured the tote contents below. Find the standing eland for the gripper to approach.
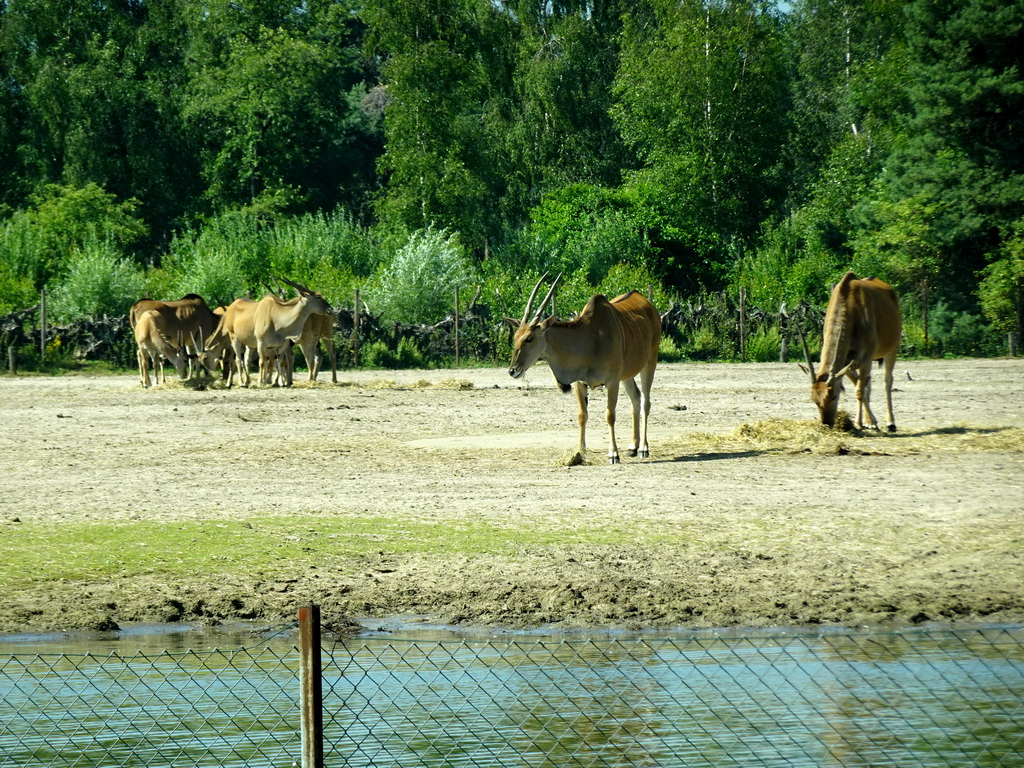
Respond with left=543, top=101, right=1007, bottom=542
left=254, top=279, right=331, bottom=386
left=506, top=274, right=661, bottom=463
left=798, top=271, right=902, bottom=431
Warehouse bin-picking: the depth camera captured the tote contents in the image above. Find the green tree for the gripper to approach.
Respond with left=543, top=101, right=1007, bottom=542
left=0, top=183, right=146, bottom=291
left=0, top=0, right=200, bottom=249
left=495, top=2, right=630, bottom=225
left=364, top=0, right=514, bottom=249
left=979, top=221, right=1024, bottom=341
left=183, top=0, right=380, bottom=217
left=613, top=0, right=791, bottom=290
left=871, top=0, right=1024, bottom=306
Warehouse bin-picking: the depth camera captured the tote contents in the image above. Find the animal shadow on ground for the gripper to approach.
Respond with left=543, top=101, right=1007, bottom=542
left=661, top=450, right=769, bottom=464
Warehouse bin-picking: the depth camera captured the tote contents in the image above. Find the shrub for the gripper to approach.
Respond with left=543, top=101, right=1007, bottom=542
left=658, top=336, right=685, bottom=363
left=365, top=229, right=474, bottom=325
left=745, top=324, right=783, bottom=363
left=48, top=238, right=146, bottom=323
left=363, top=338, right=429, bottom=369
left=362, top=340, right=396, bottom=368
left=164, top=228, right=251, bottom=308
left=396, top=337, right=425, bottom=368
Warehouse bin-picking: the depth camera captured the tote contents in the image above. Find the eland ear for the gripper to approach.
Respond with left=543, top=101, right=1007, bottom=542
left=798, top=363, right=809, bottom=377
left=504, top=316, right=522, bottom=329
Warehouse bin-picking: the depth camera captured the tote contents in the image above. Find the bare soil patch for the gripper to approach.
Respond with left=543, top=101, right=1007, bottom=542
left=1, top=359, right=1022, bottom=634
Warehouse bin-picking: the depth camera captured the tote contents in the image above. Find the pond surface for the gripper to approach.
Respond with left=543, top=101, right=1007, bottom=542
left=1, top=623, right=1022, bottom=767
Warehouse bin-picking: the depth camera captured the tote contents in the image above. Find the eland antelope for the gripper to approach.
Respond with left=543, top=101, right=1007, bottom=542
left=128, top=294, right=219, bottom=378
left=134, top=309, right=188, bottom=387
left=297, top=309, right=338, bottom=383
left=798, top=272, right=902, bottom=430
left=254, top=280, right=331, bottom=386
left=507, top=274, right=661, bottom=463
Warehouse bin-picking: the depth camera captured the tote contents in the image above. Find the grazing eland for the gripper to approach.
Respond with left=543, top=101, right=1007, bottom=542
left=506, top=274, right=661, bottom=463
left=128, top=294, right=219, bottom=378
left=798, top=271, right=902, bottom=431
left=134, top=309, right=188, bottom=388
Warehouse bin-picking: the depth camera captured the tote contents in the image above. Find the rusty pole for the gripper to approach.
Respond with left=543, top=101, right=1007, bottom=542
left=298, top=604, right=324, bottom=768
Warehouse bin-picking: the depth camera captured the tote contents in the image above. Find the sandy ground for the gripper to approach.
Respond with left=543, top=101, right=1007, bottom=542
left=0, top=358, right=1022, bottom=634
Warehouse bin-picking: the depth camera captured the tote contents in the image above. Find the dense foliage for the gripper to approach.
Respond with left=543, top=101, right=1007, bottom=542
left=1, top=0, right=1021, bottom=363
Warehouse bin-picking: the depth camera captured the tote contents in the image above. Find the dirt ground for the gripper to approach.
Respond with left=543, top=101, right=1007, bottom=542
left=1, top=358, right=1022, bottom=635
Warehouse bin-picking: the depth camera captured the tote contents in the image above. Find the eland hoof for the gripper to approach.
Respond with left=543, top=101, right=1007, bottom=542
left=608, top=455, right=620, bottom=464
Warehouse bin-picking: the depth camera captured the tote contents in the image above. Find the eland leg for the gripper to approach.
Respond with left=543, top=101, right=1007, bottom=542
left=604, top=380, right=621, bottom=464
left=325, top=337, right=337, bottom=383
left=854, top=361, right=878, bottom=429
left=637, top=363, right=655, bottom=458
left=882, top=352, right=897, bottom=432
left=573, top=382, right=589, bottom=456
left=623, top=378, right=641, bottom=457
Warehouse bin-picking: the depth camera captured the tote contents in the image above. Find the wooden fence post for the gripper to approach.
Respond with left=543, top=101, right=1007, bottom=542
left=738, top=286, right=746, bottom=362
left=39, top=289, right=46, bottom=360
left=298, top=604, right=324, bottom=768
left=352, top=289, right=360, bottom=367
left=779, top=302, right=788, bottom=363
left=7, top=346, right=15, bottom=375
left=454, top=286, right=460, bottom=368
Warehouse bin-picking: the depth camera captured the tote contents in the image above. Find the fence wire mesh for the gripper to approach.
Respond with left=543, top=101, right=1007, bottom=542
left=1, top=626, right=1022, bottom=767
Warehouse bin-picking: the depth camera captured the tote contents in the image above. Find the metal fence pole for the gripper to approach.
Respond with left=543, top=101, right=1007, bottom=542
left=454, top=286, right=460, bottom=367
left=298, top=605, right=324, bottom=768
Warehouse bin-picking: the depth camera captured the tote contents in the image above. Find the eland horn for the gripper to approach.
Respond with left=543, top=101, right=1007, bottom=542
left=529, top=272, right=562, bottom=325
left=279, top=276, right=314, bottom=296
left=520, top=272, right=550, bottom=325
left=794, top=319, right=817, bottom=381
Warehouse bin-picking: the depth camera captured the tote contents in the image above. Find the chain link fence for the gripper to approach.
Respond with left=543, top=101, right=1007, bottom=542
left=2, top=625, right=1022, bottom=767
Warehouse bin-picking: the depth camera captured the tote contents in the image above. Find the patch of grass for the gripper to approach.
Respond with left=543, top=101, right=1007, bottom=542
left=0, top=514, right=658, bottom=589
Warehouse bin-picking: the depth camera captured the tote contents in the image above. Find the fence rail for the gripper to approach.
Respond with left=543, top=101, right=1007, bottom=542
left=2, top=615, right=1022, bottom=767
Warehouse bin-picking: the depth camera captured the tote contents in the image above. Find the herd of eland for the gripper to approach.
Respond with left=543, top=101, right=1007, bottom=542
left=129, top=278, right=337, bottom=389
left=131, top=270, right=903, bottom=462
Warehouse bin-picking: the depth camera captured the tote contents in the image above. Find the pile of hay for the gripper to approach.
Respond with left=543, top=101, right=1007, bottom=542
left=676, top=415, right=1024, bottom=458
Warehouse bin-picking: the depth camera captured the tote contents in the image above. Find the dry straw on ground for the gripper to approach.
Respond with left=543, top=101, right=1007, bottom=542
left=670, top=415, right=1024, bottom=458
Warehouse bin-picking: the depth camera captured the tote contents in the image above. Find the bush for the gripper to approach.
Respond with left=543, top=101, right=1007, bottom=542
left=928, top=301, right=996, bottom=357
left=163, top=225, right=252, bottom=308
left=364, top=229, right=474, bottom=325
left=48, top=238, right=146, bottom=323
left=745, top=324, right=783, bottom=363
left=658, top=336, right=685, bottom=363
left=396, top=337, right=425, bottom=368
left=362, top=338, right=425, bottom=369
left=362, top=340, right=396, bottom=368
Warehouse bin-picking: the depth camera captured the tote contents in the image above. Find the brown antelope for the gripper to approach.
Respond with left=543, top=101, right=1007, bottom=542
left=134, top=309, right=188, bottom=388
left=798, top=272, right=902, bottom=431
left=205, top=298, right=262, bottom=387
left=507, top=274, right=662, bottom=463
left=297, top=308, right=338, bottom=383
left=254, top=279, right=331, bottom=386
left=128, top=294, right=219, bottom=378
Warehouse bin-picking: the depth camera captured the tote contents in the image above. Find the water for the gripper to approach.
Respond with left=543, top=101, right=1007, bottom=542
left=1, top=623, right=1022, bottom=767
